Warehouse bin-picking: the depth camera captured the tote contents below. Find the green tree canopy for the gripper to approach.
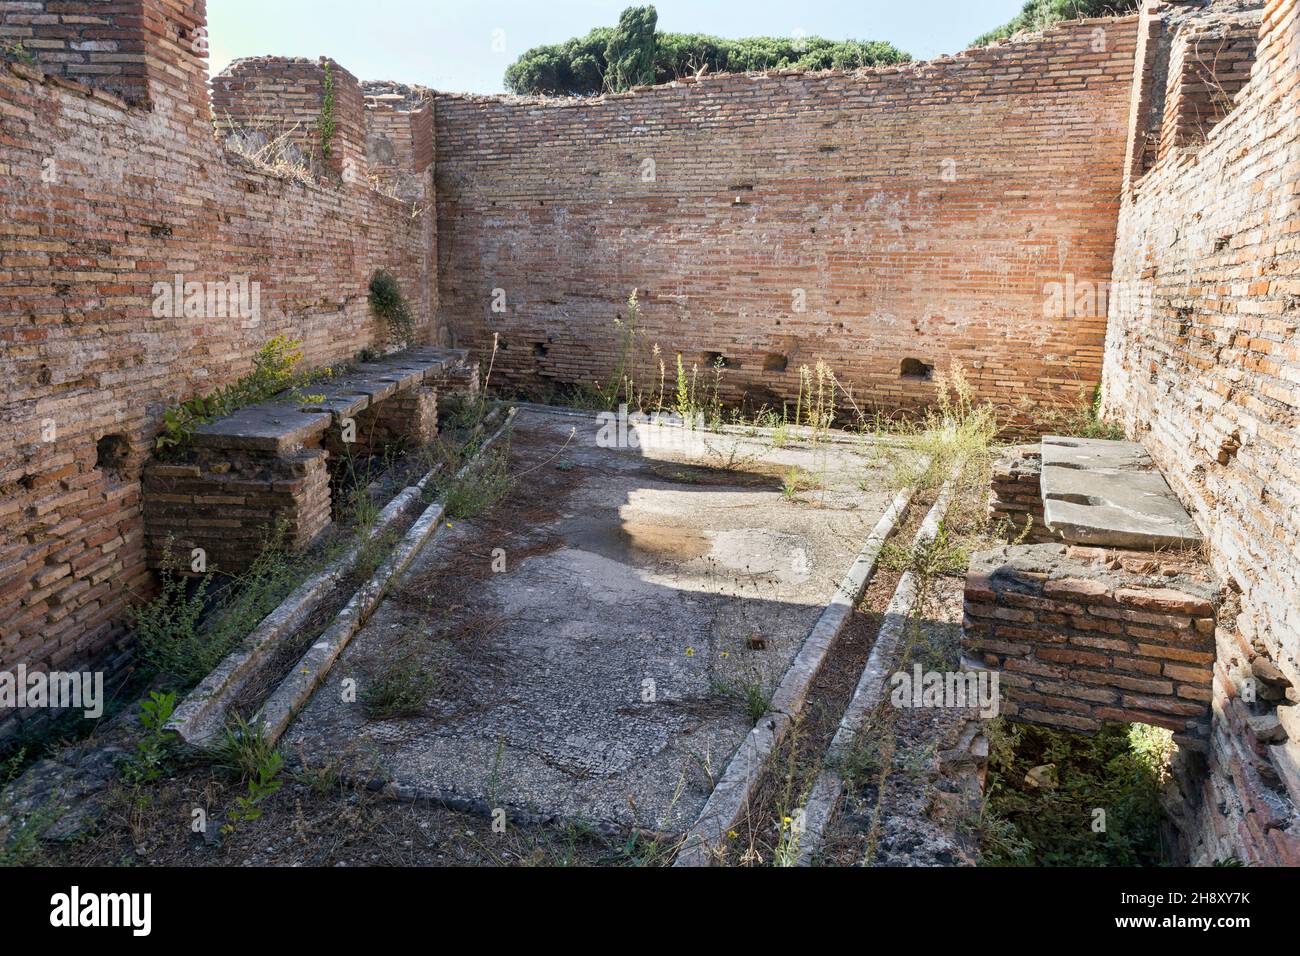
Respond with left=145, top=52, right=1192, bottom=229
left=972, top=0, right=1139, bottom=47
left=604, top=5, right=659, bottom=92
left=504, top=4, right=911, bottom=96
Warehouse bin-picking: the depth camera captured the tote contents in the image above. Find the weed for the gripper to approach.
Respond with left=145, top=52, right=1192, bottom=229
left=438, top=442, right=513, bottom=519
left=155, top=336, right=331, bottom=457
left=213, top=713, right=281, bottom=785
left=980, top=718, right=1173, bottom=866
left=353, top=527, right=400, bottom=582
left=223, top=750, right=284, bottom=833
left=772, top=814, right=802, bottom=867
left=119, top=691, right=177, bottom=788
left=711, top=678, right=771, bottom=725
left=0, top=798, right=60, bottom=867
left=1, top=40, right=34, bottom=66
left=1034, top=385, right=1125, bottom=440
left=133, top=528, right=304, bottom=687
left=317, top=60, right=337, bottom=160
left=781, top=466, right=811, bottom=502
left=361, top=655, right=439, bottom=720
left=221, top=118, right=317, bottom=184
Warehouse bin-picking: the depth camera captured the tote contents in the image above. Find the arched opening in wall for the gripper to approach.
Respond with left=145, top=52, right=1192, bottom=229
left=702, top=351, right=731, bottom=369
left=762, top=353, right=788, bottom=373
left=95, top=433, right=131, bottom=481
left=900, top=357, right=934, bottom=382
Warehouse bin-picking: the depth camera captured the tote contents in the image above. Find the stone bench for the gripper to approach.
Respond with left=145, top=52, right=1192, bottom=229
left=989, top=436, right=1204, bottom=550
left=143, top=347, right=477, bottom=574
left=1040, top=436, right=1203, bottom=550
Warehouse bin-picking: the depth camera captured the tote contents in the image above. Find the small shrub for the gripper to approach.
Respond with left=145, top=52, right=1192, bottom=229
left=980, top=719, right=1173, bottom=866
left=215, top=722, right=284, bottom=834
left=368, top=270, right=414, bottom=348
left=213, top=713, right=281, bottom=783
left=438, top=443, right=513, bottom=519
left=133, top=529, right=303, bottom=687
left=155, top=336, right=324, bottom=457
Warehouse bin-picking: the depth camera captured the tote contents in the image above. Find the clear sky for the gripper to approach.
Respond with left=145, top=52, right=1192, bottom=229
left=208, top=0, right=1030, bottom=95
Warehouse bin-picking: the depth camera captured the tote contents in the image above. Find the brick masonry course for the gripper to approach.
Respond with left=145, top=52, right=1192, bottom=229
left=0, top=0, right=438, bottom=742
left=965, top=542, right=1219, bottom=745
left=433, top=17, right=1140, bottom=416
left=1102, top=0, right=1300, bottom=862
left=989, top=444, right=1058, bottom=543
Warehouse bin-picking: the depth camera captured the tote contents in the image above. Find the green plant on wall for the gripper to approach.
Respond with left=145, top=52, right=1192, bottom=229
left=368, top=270, right=414, bottom=348
left=1, top=40, right=34, bottom=66
left=154, top=336, right=327, bottom=458
left=318, top=60, right=337, bottom=161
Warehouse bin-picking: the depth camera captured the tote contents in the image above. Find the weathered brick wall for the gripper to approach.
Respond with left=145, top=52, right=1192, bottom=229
left=966, top=543, right=1218, bottom=747
left=1102, top=0, right=1299, bottom=865
left=0, top=0, right=437, bottom=743
left=213, top=56, right=368, bottom=182
left=1157, top=13, right=1260, bottom=159
left=1, top=0, right=154, bottom=103
left=0, top=0, right=209, bottom=107
left=434, top=17, right=1139, bottom=415
left=363, top=82, right=435, bottom=204
left=988, top=445, right=1058, bottom=543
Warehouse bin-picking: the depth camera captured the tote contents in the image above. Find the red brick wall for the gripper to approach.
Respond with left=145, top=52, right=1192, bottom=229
left=434, top=17, right=1139, bottom=414
left=965, top=543, right=1217, bottom=746
left=0, top=0, right=436, bottom=741
left=1157, top=14, right=1259, bottom=159
left=1102, top=0, right=1300, bottom=865
left=214, top=56, right=368, bottom=182
left=364, top=98, right=435, bottom=203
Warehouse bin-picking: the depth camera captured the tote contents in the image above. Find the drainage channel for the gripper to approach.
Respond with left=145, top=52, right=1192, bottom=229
left=671, top=464, right=965, bottom=866
left=795, top=469, right=962, bottom=864
left=169, top=407, right=516, bottom=749
left=673, top=474, right=924, bottom=866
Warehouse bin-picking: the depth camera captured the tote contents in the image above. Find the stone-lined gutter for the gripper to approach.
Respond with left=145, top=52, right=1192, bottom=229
left=253, top=410, right=517, bottom=743
left=672, top=478, right=921, bottom=867
left=168, top=407, right=515, bottom=749
left=794, top=468, right=961, bottom=865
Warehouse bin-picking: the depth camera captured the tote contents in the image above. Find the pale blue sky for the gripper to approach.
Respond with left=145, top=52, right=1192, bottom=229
left=208, top=0, right=1029, bottom=95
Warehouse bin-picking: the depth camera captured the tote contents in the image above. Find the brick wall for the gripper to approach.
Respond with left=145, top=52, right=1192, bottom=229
left=434, top=17, right=1139, bottom=415
left=988, top=445, right=1058, bottom=543
left=1157, top=13, right=1260, bottom=159
left=966, top=543, right=1218, bottom=747
left=0, top=0, right=437, bottom=743
left=1101, top=0, right=1299, bottom=865
left=363, top=82, right=436, bottom=204
left=213, top=56, right=368, bottom=182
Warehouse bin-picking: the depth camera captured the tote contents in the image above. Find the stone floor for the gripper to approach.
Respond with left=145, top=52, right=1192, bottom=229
left=282, top=407, right=899, bottom=833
